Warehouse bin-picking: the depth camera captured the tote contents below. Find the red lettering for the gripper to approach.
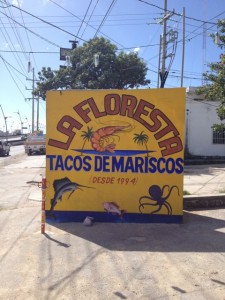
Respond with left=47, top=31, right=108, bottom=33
left=87, top=97, right=106, bottom=118
left=150, top=109, right=179, bottom=140
left=159, top=136, right=183, bottom=156
left=49, top=93, right=183, bottom=156
left=92, top=176, right=115, bottom=184
left=48, top=115, right=82, bottom=150
left=73, top=100, right=91, bottom=123
left=120, top=94, right=138, bottom=117
left=133, top=100, right=154, bottom=130
left=104, top=94, right=120, bottom=115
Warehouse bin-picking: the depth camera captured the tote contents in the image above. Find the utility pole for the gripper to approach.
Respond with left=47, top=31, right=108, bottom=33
left=32, top=67, right=35, bottom=133
left=27, top=62, right=36, bottom=133
left=36, top=97, right=39, bottom=131
left=0, top=104, right=10, bottom=140
left=14, top=110, right=23, bottom=134
left=160, top=0, right=167, bottom=88
left=24, top=117, right=31, bottom=133
left=157, top=35, right=162, bottom=88
left=181, top=7, right=185, bottom=87
left=25, top=96, right=39, bottom=132
left=158, top=1, right=176, bottom=88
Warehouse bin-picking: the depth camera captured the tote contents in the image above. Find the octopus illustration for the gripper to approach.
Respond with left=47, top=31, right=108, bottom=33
left=139, top=184, right=180, bottom=215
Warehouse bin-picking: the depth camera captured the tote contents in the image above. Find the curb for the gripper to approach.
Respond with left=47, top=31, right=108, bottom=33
left=184, top=194, right=225, bottom=210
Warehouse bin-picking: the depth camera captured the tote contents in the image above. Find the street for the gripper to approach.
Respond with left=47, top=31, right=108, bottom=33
left=0, top=150, right=225, bottom=299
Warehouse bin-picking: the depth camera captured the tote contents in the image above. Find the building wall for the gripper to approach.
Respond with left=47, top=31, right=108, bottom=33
left=186, top=89, right=225, bottom=157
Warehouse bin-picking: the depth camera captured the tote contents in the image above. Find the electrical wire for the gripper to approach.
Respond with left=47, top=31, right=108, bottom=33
left=0, top=17, right=27, bottom=74
left=0, top=10, right=62, bottom=48
left=138, top=0, right=218, bottom=25
left=13, top=0, right=39, bottom=71
left=3, top=3, right=28, bottom=62
left=7, top=2, right=88, bottom=43
left=48, top=0, right=125, bottom=48
left=0, top=54, right=27, bottom=77
left=76, top=0, right=93, bottom=38
left=93, top=0, right=117, bottom=38
left=1, top=55, right=26, bottom=98
left=80, top=0, right=100, bottom=38
left=0, top=50, right=58, bottom=54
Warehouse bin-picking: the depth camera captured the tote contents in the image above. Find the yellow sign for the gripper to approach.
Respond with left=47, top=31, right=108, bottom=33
left=46, top=88, right=185, bottom=223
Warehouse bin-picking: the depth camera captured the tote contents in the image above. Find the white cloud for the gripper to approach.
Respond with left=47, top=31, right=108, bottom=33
left=12, top=0, right=24, bottom=7
left=133, top=47, right=140, bottom=53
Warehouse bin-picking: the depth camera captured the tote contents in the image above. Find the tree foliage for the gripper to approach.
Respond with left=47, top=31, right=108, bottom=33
left=34, top=37, right=150, bottom=100
left=196, top=19, right=225, bottom=101
left=196, top=19, right=225, bottom=132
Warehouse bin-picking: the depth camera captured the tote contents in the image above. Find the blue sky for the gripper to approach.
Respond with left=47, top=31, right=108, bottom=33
left=0, top=0, right=224, bottom=133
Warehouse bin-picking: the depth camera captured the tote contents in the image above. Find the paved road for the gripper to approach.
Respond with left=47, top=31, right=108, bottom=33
left=10, top=144, right=25, bottom=156
left=0, top=154, right=225, bottom=299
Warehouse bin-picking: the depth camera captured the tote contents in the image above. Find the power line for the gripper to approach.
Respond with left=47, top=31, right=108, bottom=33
left=0, top=50, right=58, bottom=54
left=1, top=55, right=26, bottom=98
left=48, top=0, right=125, bottom=48
left=94, top=0, right=117, bottom=38
left=0, top=10, right=62, bottom=48
left=14, top=0, right=39, bottom=71
left=138, top=0, right=218, bottom=25
left=0, top=16, right=27, bottom=74
left=3, top=3, right=28, bottom=62
left=7, top=2, right=89, bottom=43
left=80, top=0, right=100, bottom=38
left=0, top=12, right=163, bottom=20
left=76, top=0, right=93, bottom=38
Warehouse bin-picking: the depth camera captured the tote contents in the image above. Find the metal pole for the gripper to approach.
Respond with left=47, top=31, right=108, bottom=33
left=25, top=117, right=31, bottom=133
left=160, top=0, right=167, bottom=88
left=18, top=111, right=23, bottom=134
left=157, top=35, right=162, bottom=88
left=32, top=68, right=35, bottom=133
left=181, top=7, right=185, bottom=87
left=0, top=105, right=8, bottom=140
left=36, top=97, right=39, bottom=132
left=15, top=110, right=23, bottom=134
left=41, top=177, right=46, bottom=234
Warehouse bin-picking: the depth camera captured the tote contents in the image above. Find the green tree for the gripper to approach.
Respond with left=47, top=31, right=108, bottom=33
left=133, top=131, right=149, bottom=156
left=34, top=37, right=150, bottom=100
left=197, top=19, right=225, bottom=133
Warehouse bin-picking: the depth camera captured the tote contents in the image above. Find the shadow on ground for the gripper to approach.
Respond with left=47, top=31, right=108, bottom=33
left=47, top=210, right=225, bottom=253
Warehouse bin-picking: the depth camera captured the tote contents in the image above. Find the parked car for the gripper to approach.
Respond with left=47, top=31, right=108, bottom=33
left=21, top=134, right=28, bottom=141
left=0, top=139, right=10, bottom=156
left=24, top=134, right=46, bottom=155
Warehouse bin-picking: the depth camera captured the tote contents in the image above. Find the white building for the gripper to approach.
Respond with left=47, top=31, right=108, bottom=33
left=185, top=87, right=225, bottom=157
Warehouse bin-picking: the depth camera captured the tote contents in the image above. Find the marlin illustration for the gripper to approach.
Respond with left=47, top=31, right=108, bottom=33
left=50, top=177, right=94, bottom=213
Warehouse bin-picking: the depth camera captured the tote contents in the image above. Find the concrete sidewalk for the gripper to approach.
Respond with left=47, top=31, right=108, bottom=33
left=184, top=164, right=225, bottom=195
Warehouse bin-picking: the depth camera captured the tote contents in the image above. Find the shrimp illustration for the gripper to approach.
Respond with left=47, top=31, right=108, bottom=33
left=91, top=125, right=130, bottom=153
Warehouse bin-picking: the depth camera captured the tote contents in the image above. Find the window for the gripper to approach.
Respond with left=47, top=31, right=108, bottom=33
left=213, top=130, right=225, bottom=144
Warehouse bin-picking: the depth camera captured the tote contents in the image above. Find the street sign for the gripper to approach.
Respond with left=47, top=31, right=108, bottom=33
left=60, top=48, right=73, bottom=61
